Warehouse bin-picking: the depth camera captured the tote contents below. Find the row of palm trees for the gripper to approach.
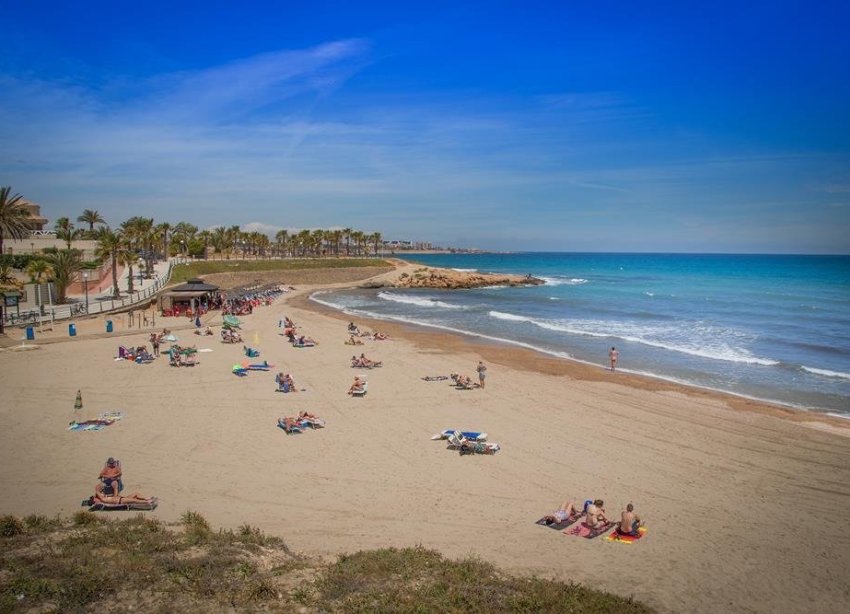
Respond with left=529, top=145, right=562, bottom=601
left=1, top=186, right=385, bottom=303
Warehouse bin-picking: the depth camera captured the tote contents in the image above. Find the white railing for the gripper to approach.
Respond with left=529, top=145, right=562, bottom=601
left=3, top=258, right=188, bottom=328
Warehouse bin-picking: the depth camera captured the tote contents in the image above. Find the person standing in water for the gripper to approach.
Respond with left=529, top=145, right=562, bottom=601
left=608, top=347, right=619, bottom=371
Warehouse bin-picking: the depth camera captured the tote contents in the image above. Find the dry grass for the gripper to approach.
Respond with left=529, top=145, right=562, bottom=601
left=0, top=513, right=652, bottom=613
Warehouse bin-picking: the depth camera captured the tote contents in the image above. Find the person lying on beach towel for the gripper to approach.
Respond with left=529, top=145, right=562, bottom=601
left=372, top=331, right=389, bottom=340
left=243, top=345, right=260, bottom=357
left=94, top=481, right=155, bottom=506
left=422, top=375, right=449, bottom=381
left=541, top=500, right=584, bottom=526
left=295, top=411, right=325, bottom=428
left=278, top=416, right=303, bottom=434
left=293, top=335, right=318, bottom=347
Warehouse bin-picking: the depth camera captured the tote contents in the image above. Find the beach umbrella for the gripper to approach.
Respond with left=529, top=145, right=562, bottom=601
left=223, top=315, right=241, bottom=328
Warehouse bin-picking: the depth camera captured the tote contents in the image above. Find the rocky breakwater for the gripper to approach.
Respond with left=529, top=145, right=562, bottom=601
left=364, top=266, right=545, bottom=289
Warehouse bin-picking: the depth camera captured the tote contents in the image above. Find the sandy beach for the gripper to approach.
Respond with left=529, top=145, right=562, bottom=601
left=1, top=265, right=849, bottom=613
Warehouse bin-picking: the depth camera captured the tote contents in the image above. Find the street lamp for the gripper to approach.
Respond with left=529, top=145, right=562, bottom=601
left=82, top=271, right=89, bottom=314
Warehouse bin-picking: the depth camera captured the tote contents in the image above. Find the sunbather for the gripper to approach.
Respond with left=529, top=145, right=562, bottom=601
left=345, top=335, right=364, bottom=345
left=295, top=335, right=317, bottom=346
left=617, top=503, right=642, bottom=536
left=278, top=373, right=297, bottom=392
left=278, top=416, right=302, bottom=433
left=347, top=322, right=360, bottom=334
left=585, top=499, right=610, bottom=529
left=372, top=331, right=389, bottom=340
left=543, top=500, right=582, bottom=524
left=347, top=376, right=366, bottom=395
left=94, top=481, right=154, bottom=505
left=98, top=457, right=123, bottom=495
left=359, top=353, right=382, bottom=368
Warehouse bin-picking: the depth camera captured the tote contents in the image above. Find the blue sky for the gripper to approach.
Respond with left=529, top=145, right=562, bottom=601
left=2, top=0, right=849, bottom=253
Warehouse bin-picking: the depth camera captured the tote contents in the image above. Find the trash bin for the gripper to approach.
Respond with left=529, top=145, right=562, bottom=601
left=69, top=323, right=76, bottom=337
left=106, top=320, right=113, bottom=333
left=26, top=326, right=35, bottom=340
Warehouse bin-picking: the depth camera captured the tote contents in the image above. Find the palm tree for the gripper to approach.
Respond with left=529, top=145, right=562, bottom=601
left=0, top=186, right=32, bottom=255
left=275, top=229, right=289, bottom=258
left=117, top=238, right=137, bottom=294
left=351, top=230, right=365, bottom=256
left=197, top=230, right=212, bottom=259
left=76, top=209, right=105, bottom=235
left=122, top=216, right=154, bottom=277
left=370, top=231, right=383, bottom=257
left=44, top=249, right=82, bottom=303
left=343, top=228, right=352, bottom=256
left=25, top=259, right=53, bottom=284
left=54, top=217, right=82, bottom=249
left=155, top=222, right=171, bottom=259
left=94, top=227, right=122, bottom=298
left=0, top=262, right=22, bottom=288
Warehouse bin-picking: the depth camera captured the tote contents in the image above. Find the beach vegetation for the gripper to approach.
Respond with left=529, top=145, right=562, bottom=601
left=169, top=258, right=389, bottom=285
left=76, top=209, right=105, bottom=236
left=0, top=514, right=652, bottom=612
left=0, top=186, right=31, bottom=255
left=43, top=248, right=83, bottom=303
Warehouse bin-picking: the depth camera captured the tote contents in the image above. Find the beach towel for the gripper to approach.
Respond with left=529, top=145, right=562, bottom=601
left=85, top=497, right=158, bottom=512
left=422, top=375, right=449, bottom=381
left=605, top=526, right=648, bottom=544
left=68, top=412, right=122, bottom=431
left=564, top=521, right=616, bottom=539
left=536, top=514, right=583, bottom=531
left=431, top=430, right=487, bottom=441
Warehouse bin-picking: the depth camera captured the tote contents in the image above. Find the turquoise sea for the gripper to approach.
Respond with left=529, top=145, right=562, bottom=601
left=312, top=253, right=850, bottom=414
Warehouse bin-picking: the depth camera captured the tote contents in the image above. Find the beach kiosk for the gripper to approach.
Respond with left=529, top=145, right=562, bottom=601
left=158, top=278, right=219, bottom=317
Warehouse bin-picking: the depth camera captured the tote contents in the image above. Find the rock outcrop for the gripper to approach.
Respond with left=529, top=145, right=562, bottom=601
left=368, top=267, right=544, bottom=290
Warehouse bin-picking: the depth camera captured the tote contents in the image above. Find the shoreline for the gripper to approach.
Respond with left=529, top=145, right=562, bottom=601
left=295, top=287, right=850, bottom=437
left=2, top=265, right=850, bottom=612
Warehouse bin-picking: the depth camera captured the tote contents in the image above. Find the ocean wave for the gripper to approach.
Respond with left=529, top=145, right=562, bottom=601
left=488, top=311, right=779, bottom=366
left=801, top=366, right=850, bottom=380
left=541, top=276, right=588, bottom=286
left=377, top=291, right=466, bottom=310
left=451, top=268, right=478, bottom=272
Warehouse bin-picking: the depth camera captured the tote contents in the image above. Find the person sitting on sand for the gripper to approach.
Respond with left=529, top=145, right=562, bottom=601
left=347, top=376, right=366, bottom=395
left=348, top=322, right=360, bottom=334
left=617, top=503, right=642, bottom=536
left=94, top=481, right=154, bottom=505
left=372, top=331, right=388, bottom=340
left=345, top=335, right=364, bottom=346
left=359, top=353, right=382, bottom=368
left=98, top=457, right=123, bottom=495
left=351, top=355, right=365, bottom=367
left=543, top=500, right=582, bottom=524
left=585, top=499, right=609, bottom=529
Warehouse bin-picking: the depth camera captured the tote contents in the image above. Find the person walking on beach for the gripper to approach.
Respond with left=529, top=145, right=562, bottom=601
left=477, top=361, right=487, bottom=388
left=608, top=347, right=619, bottom=371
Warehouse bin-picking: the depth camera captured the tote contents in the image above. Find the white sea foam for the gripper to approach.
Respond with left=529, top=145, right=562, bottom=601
left=801, top=366, right=850, bottom=380
left=541, top=276, right=588, bottom=286
left=377, top=291, right=466, bottom=310
left=488, top=311, right=779, bottom=366
left=451, top=268, right=478, bottom=272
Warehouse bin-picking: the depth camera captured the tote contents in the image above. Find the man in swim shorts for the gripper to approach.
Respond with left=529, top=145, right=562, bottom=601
left=618, top=503, right=642, bottom=536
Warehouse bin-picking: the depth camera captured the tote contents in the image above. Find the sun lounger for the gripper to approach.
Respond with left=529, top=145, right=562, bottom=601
left=298, top=416, right=325, bottom=429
